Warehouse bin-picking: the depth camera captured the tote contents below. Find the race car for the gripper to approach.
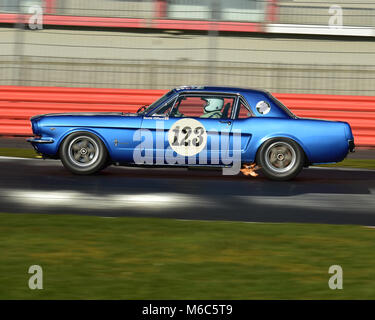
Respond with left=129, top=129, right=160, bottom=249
left=27, top=86, right=355, bottom=180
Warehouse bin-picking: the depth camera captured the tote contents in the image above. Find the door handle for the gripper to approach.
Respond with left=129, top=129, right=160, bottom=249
left=219, top=120, right=232, bottom=125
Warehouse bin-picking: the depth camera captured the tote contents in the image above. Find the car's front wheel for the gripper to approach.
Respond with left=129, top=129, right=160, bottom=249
left=256, top=138, right=304, bottom=181
left=59, top=132, right=108, bottom=175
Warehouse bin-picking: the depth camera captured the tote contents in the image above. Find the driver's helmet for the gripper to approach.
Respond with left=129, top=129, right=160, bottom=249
left=203, top=98, right=224, bottom=113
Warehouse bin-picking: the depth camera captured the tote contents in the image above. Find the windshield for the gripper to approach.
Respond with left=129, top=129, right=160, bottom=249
left=138, top=90, right=175, bottom=115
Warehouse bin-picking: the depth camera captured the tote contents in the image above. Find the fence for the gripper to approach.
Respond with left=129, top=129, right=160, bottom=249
left=0, top=86, right=374, bottom=147
left=1, top=55, right=375, bottom=95
left=1, top=27, right=375, bottom=95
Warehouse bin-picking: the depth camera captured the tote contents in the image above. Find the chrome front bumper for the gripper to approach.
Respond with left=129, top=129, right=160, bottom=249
left=27, top=137, right=54, bottom=144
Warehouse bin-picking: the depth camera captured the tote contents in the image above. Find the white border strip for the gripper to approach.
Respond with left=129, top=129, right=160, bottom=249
left=0, top=156, right=38, bottom=160
left=266, top=24, right=375, bottom=37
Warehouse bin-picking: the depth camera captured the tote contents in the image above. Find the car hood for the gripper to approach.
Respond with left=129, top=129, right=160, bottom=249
left=30, top=112, right=139, bottom=121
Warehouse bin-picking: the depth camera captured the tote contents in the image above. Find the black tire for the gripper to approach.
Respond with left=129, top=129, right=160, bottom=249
left=100, top=157, right=113, bottom=171
left=59, top=131, right=108, bottom=175
left=256, top=138, right=304, bottom=181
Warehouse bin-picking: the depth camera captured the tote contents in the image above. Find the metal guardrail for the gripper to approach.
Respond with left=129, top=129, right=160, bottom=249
left=1, top=55, right=375, bottom=96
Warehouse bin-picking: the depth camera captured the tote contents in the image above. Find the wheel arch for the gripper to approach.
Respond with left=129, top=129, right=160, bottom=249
left=254, top=135, right=310, bottom=166
left=57, top=128, right=111, bottom=159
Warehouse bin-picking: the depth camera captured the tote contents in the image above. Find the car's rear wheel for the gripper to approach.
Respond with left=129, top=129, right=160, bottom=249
left=256, top=138, right=304, bottom=181
left=59, top=132, right=108, bottom=175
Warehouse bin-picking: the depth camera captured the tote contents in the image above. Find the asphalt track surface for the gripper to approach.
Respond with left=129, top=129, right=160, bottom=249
left=0, top=156, right=374, bottom=225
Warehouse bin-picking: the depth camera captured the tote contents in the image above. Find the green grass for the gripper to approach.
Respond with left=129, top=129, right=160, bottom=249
left=315, top=158, right=375, bottom=170
left=1, top=213, right=375, bottom=299
left=0, top=147, right=39, bottom=158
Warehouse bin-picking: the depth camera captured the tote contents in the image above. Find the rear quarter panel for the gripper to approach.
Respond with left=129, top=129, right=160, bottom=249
left=233, top=117, right=349, bottom=164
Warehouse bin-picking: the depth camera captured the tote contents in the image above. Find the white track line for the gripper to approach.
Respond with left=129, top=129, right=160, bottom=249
left=0, top=189, right=214, bottom=211
left=0, top=156, right=38, bottom=160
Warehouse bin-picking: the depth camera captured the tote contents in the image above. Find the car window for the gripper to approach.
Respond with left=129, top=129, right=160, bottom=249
left=171, top=95, right=235, bottom=119
left=141, top=90, right=175, bottom=115
left=151, top=98, right=176, bottom=116
left=268, top=93, right=297, bottom=119
left=237, top=99, right=252, bottom=119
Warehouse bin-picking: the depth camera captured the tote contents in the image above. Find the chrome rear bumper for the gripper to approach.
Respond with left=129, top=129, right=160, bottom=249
left=349, top=139, right=355, bottom=153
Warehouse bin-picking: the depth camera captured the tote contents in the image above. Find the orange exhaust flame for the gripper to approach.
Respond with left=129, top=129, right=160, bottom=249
left=240, top=163, right=261, bottom=177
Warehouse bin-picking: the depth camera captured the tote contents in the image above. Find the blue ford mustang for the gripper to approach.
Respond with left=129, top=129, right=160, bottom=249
left=28, top=86, right=355, bottom=180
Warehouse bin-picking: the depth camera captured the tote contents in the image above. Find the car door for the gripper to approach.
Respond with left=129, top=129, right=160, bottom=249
left=138, top=95, right=179, bottom=164
left=139, top=92, right=238, bottom=166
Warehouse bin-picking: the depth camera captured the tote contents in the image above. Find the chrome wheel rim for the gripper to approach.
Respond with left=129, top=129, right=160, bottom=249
left=265, top=141, right=296, bottom=173
left=68, top=136, right=99, bottom=167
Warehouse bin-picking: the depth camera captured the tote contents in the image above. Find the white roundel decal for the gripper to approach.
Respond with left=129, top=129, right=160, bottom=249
left=256, top=101, right=271, bottom=115
left=168, top=118, right=207, bottom=157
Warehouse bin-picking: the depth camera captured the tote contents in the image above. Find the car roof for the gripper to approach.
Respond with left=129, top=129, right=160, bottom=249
left=172, top=86, right=270, bottom=95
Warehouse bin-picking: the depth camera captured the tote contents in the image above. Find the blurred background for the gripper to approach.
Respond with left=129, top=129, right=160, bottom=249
left=0, top=0, right=375, bottom=95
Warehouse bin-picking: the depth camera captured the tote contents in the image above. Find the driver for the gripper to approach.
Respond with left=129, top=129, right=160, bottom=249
left=200, top=98, right=224, bottom=118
